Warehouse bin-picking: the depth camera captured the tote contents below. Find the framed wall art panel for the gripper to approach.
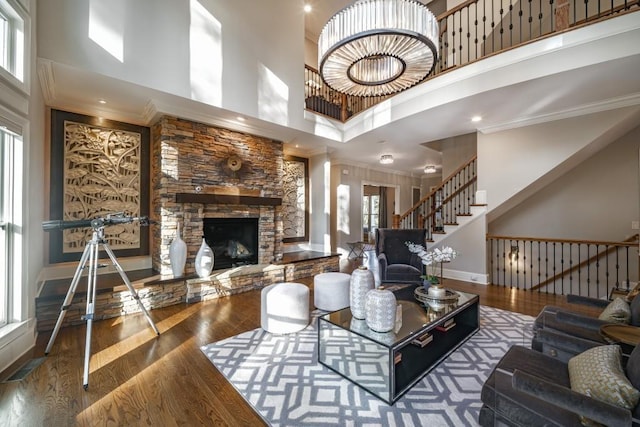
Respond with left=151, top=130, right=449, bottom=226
left=48, top=109, right=150, bottom=263
left=282, top=155, right=309, bottom=243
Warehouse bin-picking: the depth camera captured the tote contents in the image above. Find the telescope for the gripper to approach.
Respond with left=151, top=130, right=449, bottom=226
left=42, top=213, right=152, bottom=231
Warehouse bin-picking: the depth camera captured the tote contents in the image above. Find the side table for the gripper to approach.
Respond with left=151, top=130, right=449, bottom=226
left=600, top=324, right=640, bottom=346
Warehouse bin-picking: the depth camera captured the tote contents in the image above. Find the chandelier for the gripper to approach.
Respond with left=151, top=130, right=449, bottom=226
left=318, top=0, right=439, bottom=97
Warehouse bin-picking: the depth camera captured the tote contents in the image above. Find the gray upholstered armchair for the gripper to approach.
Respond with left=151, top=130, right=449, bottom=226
left=480, top=343, right=640, bottom=426
left=532, top=293, right=640, bottom=361
left=375, top=228, right=427, bottom=284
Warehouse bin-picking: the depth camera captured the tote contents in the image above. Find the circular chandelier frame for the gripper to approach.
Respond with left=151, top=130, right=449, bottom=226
left=318, top=0, right=439, bottom=98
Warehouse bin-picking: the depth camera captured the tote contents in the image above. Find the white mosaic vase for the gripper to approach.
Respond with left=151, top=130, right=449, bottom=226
left=365, top=289, right=397, bottom=333
left=195, top=238, right=214, bottom=278
left=169, top=222, right=187, bottom=277
left=349, top=266, right=375, bottom=319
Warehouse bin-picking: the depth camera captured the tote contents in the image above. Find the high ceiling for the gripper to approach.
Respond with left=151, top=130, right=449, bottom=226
left=39, top=4, right=640, bottom=177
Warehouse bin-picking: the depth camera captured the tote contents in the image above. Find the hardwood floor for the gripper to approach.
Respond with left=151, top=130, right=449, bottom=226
left=0, top=254, right=602, bottom=426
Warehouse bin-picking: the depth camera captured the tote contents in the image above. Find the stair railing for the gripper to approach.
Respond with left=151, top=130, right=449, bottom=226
left=487, top=234, right=640, bottom=298
left=394, top=156, right=478, bottom=241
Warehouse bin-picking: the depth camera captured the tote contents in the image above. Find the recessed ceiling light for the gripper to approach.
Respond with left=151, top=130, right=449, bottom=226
left=304, top=4, right=312, bottom=13
left=98, top=99, right=107, bottom=104
left=471, top=115, right=482, bottom=122
left=237, top=116, right=246, bottom=122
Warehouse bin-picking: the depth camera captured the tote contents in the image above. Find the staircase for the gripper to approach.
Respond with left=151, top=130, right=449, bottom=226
left=394, top=156, right=486, bottom=246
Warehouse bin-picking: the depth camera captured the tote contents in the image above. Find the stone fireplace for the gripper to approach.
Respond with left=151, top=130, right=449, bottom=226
left=151, top=115, right=285, bottom=275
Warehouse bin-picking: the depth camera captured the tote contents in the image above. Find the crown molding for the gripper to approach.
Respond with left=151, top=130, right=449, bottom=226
left=36, top=59, right=55, bottom=104
left=478, top=92, right=640, bottom=134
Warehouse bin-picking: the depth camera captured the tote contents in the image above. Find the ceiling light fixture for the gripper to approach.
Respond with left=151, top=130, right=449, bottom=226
left=237, top=116, right=246, bottom=122
left=380, top=154, right=394, bottom=164
left=98, top=99, right=107, bottom=104
left=424, top=165, right=437, bottom=174
left=318, top=0, right=439, bottom=97
left=304, top=4, right=312, bottom=13
left=471, top=115, right=482, bottom=122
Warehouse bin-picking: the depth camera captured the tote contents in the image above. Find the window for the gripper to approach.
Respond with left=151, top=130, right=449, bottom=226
left=0, top=125, right=20, bottom=327
left=362, top=194, right=379, bottom=238
left=0, top=0, right=25, bottom=82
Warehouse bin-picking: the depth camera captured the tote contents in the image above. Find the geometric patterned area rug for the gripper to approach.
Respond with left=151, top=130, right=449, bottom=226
left=201, top=306, right=534, bottom=427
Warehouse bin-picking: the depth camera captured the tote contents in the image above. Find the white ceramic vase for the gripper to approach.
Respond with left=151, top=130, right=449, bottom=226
left=195, top=238, right=214, bottom=278
left=349, top=266, right=375, bottom=319
left=365, top=289, right=397, bottom=333
left=169, top=223, right=187, bottom=277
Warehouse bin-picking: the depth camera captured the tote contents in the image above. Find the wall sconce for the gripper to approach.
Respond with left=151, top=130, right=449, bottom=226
left=380, top=154, right=394, bottom=164
left=508, top=245, right=519, bottom=262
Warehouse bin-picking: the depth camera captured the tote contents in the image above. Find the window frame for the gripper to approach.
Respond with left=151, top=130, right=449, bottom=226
left=0, top=0, right=28, bottom=91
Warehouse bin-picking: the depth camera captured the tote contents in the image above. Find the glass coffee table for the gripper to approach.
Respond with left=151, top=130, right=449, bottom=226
left=318, top=284, right=479, bottom=404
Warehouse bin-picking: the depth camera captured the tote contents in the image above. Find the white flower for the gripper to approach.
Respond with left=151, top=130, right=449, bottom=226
left=405, top=242, right=459, bottom=281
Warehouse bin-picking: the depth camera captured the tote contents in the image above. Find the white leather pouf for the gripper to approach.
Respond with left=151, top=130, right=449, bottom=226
left=314, top=272, right=351, bottom=311
left=261, top=282, right=309, bottom=334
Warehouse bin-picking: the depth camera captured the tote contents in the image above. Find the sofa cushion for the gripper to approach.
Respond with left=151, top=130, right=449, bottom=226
left=568, top=345, right=640, bottom=411
left=598, top=297, right=631, bottom=324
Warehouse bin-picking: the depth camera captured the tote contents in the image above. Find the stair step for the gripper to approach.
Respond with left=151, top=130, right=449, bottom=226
left=444, top=222, right=459, bottom=226
left=433, top=231, right=447, bottom=235
left=470, top=203, right=487, bottom=207
left=456, top=213, right=473, bottom=217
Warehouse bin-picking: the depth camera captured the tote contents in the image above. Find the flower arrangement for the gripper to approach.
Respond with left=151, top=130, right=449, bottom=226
left=405, top=242, right=459, bottom=285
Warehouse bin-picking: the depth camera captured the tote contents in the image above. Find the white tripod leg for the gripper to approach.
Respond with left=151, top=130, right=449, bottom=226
left=82, top=235, right=100, bottom=390
left=45, top=242, right=92, bottom=355
left=102, top=243, right=160, bottom=336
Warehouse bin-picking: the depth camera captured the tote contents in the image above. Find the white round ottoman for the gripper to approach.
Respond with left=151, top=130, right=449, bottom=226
left=314, top=272, right=351, bottom=311
left=261, top=282, right=309, bottom=334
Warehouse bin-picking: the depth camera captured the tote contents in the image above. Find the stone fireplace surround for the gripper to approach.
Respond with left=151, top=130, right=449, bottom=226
left=35, top=115, right=340, bottom=332
left=151, top=115, right=285, bottom=275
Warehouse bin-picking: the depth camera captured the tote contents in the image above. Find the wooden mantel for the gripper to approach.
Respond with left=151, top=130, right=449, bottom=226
left=175, top=193, right=282, bottom=206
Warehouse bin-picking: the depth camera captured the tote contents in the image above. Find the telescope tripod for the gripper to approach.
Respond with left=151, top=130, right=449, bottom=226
left=45, top=225, right=160, bottom=390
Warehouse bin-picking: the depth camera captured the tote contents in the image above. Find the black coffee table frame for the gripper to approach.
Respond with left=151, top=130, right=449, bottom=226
left=317, top=284, right=479, bottom=404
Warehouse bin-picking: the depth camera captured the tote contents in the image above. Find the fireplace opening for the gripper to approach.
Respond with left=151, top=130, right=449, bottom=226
left=203, top=218, right=259, bottom=270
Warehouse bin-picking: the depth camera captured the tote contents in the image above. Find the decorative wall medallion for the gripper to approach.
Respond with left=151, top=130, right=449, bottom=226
left=227, top=155, right=242, bottom=171
left=220, top=153, right=248, bottom=179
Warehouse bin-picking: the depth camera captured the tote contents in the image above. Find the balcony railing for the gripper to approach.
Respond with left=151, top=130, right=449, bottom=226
left=487, top=234, right=639, bottom=297
left=305, top=0, right=639, bottom=121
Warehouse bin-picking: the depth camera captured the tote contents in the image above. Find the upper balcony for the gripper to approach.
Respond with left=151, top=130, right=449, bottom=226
left=304, top=0, right=640, bottom=122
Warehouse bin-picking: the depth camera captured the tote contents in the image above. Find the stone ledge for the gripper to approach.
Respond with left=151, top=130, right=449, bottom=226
left=36, top=253, right=341, bottom=332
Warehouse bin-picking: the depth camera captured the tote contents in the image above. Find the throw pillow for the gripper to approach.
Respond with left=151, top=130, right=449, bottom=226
left=598, top=297, right=631, bottom=324
left=568, top=345, right=640, bottom=412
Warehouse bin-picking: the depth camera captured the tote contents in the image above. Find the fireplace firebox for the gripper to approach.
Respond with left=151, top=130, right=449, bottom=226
left=203, top=218, right=259, bottom=270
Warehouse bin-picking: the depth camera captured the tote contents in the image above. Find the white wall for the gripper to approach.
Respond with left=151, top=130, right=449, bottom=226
left=309, top=152, right=331, bottom=252
left=489, top=125, right=640, bottom=242
left=37, top=0, right=307, bottom=129
left=440, top=133, right=476, bottom=178
left=478, top=106, right=640, bottom=219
